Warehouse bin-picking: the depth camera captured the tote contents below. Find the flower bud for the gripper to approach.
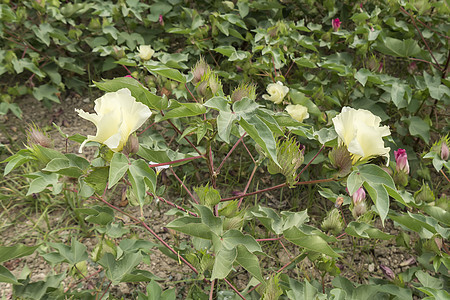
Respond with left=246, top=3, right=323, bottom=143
left=329, top=145, right=353, bottom=177
left=440, top=142, right=449, bottom=160
left=191, top=57, right=210, bottom=85
left=231, top=83, right=256, bottom=102
left=393, top=170, right=408, bottom=187
left=322, top=208, right=343, bottom=235
left=122, top=135, right=139, bottom=156
left=332, top=18, right=341, bottom=31
left=407, top=62, right=417, bottom=74
left=394, top=149, right=409, bottom=174
left=414, top=182, right=434, bottom=203
left=267, top=137, right=304, bottom=187
left=349, top=187, right=366, bottom=205
left=27, top=124, right=52, bottom=148
left=158, top=14, right=164, bottom=26
left=380, top=265, right=395, bottom=280
left=352, top=200, right=367, bottom=219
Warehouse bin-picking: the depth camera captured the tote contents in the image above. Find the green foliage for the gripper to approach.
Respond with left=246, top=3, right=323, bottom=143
left=1, top=0, right=449, bottom=298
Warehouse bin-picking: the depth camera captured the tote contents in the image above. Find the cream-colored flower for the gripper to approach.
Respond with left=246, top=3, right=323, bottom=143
left=262, top=81, right=289, bottom=104
left=137, top=45, right=155, bottom=61
left=286, top=104, right=309, bottom=122
left=332, top=107, right=391, bottom=164
left=76, top=88, right=151, bottom=153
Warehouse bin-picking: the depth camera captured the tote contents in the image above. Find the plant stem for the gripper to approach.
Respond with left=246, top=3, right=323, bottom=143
left=221, top=178, right=335, bottom=202
left=217, top=133, right=246, bottom=173
left=170, top=167, right=199, bottom=204
left=223, top=278, right=247, bottom=300
left=148, top=155, right=204, bottom=169
left=209, top=279, right=215, bottom=300
left=238, top=164, right=258, bottom=208
left=295, top=145, right=325, bottom=181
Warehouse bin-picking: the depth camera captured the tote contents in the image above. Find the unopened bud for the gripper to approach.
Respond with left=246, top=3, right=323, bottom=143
left=27, top=124, right=52, bottom=148
left=394, top=149, right=409, bottom=174
left=267, top=137, right=304, bottom=187
left=329, top=146, right=352, bottom=177
left=122, top=135, right=139, bottom=155
left=231, top=82, right=256, bottom=102
left=208, top=73, right=221, bottom=95
left=349, top=187, right=366, bottom=205
left=414, top=183, right=434, bottom=203
left=352, top=200, right=367, bottom=219
left=322, top=208, right=343, bottom=235
left=332, top=18, right=341, bottom=31
left=393, top=170, right=408, bottom=187
left=191, top=57, right=210, bottom=85
left=440, top=142, right=449, bottom=160
left=158, top=14, right=164, bottom=26
left=380, top=265, right=395, bottom=280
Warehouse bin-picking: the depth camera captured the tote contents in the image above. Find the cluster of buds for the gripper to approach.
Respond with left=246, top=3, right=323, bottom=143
left=267, top=136, right=304, bottom=187
left=321, top=208, right=344, bottom=235
left=191, top=57, right=222, bottom=102
left=349, top=187, right=367, bottom=219
left=393, top=149, right=409, bottom=187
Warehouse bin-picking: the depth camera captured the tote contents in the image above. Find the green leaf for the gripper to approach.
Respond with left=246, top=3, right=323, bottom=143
left=345, top=221, right=393, bottom=240
left=166, top=217, right=212, bottom=239
left=284, top=227, right=340, bottom=258
left=13, top=273, right=65, bottom=300
left=423, top=205, right=450, bottom=226
left=99, top=252, right=143, bottom=284
left=211, top=248, right=236, bottom=280
left=0, top=244, right=39, bottom=264
left=32, top=84, right=60, bottom=103
left=128, top=159, right=157, bottom=207
left=216, top=230, right=262, bottom=253
left=239, top=116, right=278, bottom=166
left=48, top=238, right=88, bottom=265
left=84, top=167, right=109, bottom=195
left=145, top=64, right=186, bottom=83
left=415, top=270, right=443, bottom=289
left=43, top=157, right=84, bottom=178
left=364, top=182, right=389, bottom=225
left=2, top=149, right=34, bottom=176
left=109, top=152, right=129, bottom=188
left=375, top=37, right=423, bottom=58
left=235, top=244, right=264, bottom=283
left=94, top=77, right=167, bottom=110
left=0, top=265, right=19, bottom=284
left=161, top=102, right=206, bottom=120
left=78, top=205, right=115, bottom=225
left=406, top=116, right=430, bottom=144
left=193, top=204, right=223, bottom=235
left=27, top=172, right=62, bottom=196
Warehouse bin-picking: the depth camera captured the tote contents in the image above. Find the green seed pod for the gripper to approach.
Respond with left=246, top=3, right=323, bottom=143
left=322, top=208, right=343, bottom=235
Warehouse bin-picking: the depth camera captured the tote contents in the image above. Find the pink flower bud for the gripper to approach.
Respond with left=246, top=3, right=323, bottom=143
left=380, top=265, right=395, bottom=280
left=348, top=187, right=366, bottom=205
left=441, top=142, right=449, bottom=160
left=159, top=14, right=164, bottom=26
left=394, top=149, right=409, bottom=174
left=332, top=18, right=341, bottom=31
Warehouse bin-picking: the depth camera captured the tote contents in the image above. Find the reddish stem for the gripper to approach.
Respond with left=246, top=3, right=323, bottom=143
left=238, top=164, right=258, bottom=208
left=138, top=122, right=156, bottom=136
left=149, top=193, right=198, bottom=217
left=221, top=178, right=335, bottom=202
left=223, top=278, right=247, bottom=300
left=209, top=279, right=215, bottom=300
left=170, top=167, right=199, bottom=204
left=148, top=155, right=203, bottom=169
left=216, top=133, right=246, bottom=173
left=295, top=145, right=324, bottom=181
left=256, top=237, right=282, bottom=242
left=185, top=83, right=198, bottom=103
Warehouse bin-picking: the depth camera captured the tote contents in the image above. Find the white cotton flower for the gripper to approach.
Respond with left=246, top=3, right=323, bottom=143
left=262, top=81, right=289, bottom=104
left=332, top=107, right=391, bottom=164
left=137, top=45, right=155, bottom=61
left=76, top=88, right=151, bottom=153
left=286, top=104, right=309, bottom=123
left=149, top=161, right=170, bottom=174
